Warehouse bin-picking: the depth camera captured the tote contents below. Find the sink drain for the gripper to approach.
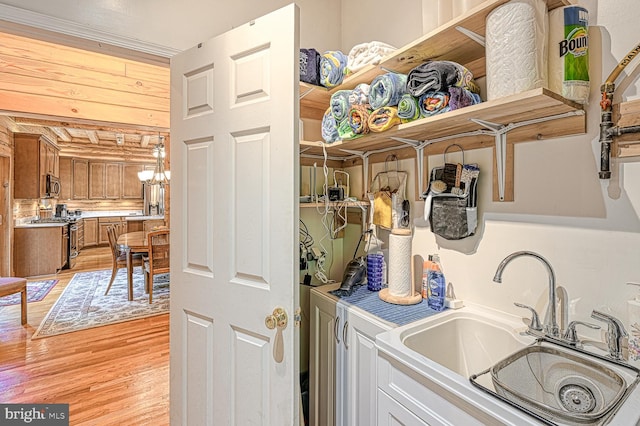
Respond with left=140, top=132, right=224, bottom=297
left=558, top=383, right=596, bottom=413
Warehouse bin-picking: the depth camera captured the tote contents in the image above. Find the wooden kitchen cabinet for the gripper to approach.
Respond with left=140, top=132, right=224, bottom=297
left=77, top=219, right=85, bottom=251
left=83, top=218, right=98, bottom=247
left=98, top=217, right=124, bottom=245
left=14, top=133, right=60, bottom=199
left=121, top=164, right=144, bottom=199
left=14, top=226, right=66, bottom=277
left=59, top=157, right=72, bottom=200
left=72, top=159, right=89, bottom=199
left=89, top=162, right=120, bottom=199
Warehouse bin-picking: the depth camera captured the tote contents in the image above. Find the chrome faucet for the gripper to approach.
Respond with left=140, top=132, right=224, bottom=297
left=493, top=251, right=560, bottom=338
left=591, top=310, right=628, bottom=361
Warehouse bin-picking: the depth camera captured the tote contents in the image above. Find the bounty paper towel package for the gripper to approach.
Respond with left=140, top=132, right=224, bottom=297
left=485, top=0, right=548, bottom=101
left=548, top=6, right=590, bottom=104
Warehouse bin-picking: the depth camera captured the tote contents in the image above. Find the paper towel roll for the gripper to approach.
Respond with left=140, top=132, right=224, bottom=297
left=548, top=6, right=590, bottom=104
left=388, top=229, right=413, bottom=297
left=486, top=0, right=548, bottom=101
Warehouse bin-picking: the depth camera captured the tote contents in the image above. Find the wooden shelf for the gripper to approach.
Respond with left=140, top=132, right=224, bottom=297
left=301, top=88, right=584, bottom=158
left=298, top=0, right=582, bottom=201
left=299, top=0, right=575, bottom=120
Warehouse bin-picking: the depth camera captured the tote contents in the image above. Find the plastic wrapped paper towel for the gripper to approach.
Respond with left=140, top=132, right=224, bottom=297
left=548, top=6, right=590, bottom=104
left=485, top=0, right=548, bottom=100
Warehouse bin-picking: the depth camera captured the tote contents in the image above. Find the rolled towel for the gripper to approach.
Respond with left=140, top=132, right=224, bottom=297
left=418, top=91, right=451, bottom=117
left=397, top=94, right=421, bottom=122
left=347, top=41, right=397, bottom=73
left=330, top=90, right=352, bottom=122
left=406, top=60, right=479, bottom=97
left=321, top=107, right=340, bottom=143
left=320, top=50, right=348, bottom=88
left=448, top=87, right=482, bottom=111
left=348, top=104, right=372, bottom=135
left=369, top=72, right=408, bottom=110
left=368, top=106, right=401, bottom=132
left=337, top=117, right=361, bottom=140
left=348, top=83, right=371, bottom=105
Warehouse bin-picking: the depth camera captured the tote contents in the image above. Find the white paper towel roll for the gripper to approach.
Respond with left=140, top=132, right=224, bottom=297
left=548, top=6, right=590, bottom=104
left=388, top=229, right=413, bottom=297
left=486, top=0, right=548, bottom=101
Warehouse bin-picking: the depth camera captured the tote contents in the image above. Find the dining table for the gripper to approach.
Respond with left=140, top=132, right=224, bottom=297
left=116, top=231, right=148, bottom=301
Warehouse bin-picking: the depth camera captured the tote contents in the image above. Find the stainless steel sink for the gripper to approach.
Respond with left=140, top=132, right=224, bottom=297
left=471, top=340, right=640, bottom=425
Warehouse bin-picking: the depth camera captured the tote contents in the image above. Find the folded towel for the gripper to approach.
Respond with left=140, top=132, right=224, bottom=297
left=330, top=90, right=352, bottom=123
left=418, top=91, right=451, bottom=117
left=321, top=107, right=340, bottom=143
left=448, top=87, right=482, bottom=110
left=406, top=60, right=479, bottom=97
left=347, top=41, right=397, bottom=73
left=368, top=106, right=401, bottom=132
left=320, top=50, right=348, bottom=88
left=348, top=83, right=371, bottom=105
left=299, top=48, right=321, bottom=85
left=348, top=104, right=372, bottom=135
left=397, top=94, right=421, bottom=122
left=369, top=72, right=408, bottom=109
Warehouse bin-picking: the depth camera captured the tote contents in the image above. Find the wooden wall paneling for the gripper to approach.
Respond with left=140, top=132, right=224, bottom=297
left=0, top=31, right=169, bottom=129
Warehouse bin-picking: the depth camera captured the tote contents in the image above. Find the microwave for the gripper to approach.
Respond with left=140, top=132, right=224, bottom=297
left=46, top=174, right=61, bottom=198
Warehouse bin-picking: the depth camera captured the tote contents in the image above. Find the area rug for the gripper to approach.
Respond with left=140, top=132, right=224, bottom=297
left=32, top=268, right=169, bottom=339
left=0, top=279, right=58, bottom=306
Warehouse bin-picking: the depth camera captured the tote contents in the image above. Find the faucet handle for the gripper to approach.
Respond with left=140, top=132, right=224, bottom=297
left=591, top=310, right=628, bottom=360
left=563, top=320, right=600, bottom=346
left=514, top=302, right=543, bottom=332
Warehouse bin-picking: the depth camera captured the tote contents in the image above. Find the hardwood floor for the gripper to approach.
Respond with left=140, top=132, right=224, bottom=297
left=0, top=246, right=169, bottom=425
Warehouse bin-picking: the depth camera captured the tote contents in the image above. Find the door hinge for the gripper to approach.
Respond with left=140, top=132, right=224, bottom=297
left=294, top=307, right=302, bottom=328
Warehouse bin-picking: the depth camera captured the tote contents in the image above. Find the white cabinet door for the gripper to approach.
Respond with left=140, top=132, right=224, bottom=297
left=310, top=289, right=338, bottom=426
left=169, top=4, right=300, bottom=425
left=342, top=304, right=392, bottom=426
left=378, top=389, right=429, bottom=426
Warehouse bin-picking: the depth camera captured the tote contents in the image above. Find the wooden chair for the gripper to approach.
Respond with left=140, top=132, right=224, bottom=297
left=104, top=225, right=144, bottom=297
left=144, top=229, right=170, bottom=303
left=0, top=277, right=27, bottom=324
left=143, top=219, right=166, bottom=233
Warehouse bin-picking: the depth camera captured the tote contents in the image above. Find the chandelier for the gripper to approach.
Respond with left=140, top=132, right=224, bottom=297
left=138, top=135, right=170, bottom=185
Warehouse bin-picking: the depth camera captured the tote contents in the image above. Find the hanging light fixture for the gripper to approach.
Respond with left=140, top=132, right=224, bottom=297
left=138, top=135, right=170, bottom=185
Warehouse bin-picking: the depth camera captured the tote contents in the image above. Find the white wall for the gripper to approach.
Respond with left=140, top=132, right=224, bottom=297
left=412, top=0, right=640, bottom=345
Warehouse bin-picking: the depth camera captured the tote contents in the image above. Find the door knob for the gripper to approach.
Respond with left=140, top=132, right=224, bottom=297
left=265, top=307, right=288, bottom=363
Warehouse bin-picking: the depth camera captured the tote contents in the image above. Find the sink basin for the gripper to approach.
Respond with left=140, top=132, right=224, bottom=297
left=401, top=308, right=533, bottom=377
left=486, top=341, right=640, bottom=425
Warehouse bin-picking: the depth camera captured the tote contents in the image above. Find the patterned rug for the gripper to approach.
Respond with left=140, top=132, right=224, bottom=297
left=32, top=268, right=169, bottom=339
left=0, top=279, right=59, bottom=306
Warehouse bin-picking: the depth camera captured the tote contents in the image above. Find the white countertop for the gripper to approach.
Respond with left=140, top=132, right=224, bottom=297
left=15, top=222, right=68, bottom=228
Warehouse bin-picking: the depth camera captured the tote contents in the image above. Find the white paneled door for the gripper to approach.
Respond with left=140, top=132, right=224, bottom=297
left=169, top=4, right=299, bottom=425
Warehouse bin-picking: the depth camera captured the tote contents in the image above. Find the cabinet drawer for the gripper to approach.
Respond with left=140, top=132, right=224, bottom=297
left=377, top=352, right=489, bottom=426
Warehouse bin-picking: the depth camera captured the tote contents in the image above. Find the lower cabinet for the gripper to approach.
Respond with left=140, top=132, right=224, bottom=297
left=14, top=226, right=66, bottom=277
left=310, top=284, right=392, bottom=426
left=83, top=218, right=98, bottom=247
left=98, top=217, right=124, bottom=245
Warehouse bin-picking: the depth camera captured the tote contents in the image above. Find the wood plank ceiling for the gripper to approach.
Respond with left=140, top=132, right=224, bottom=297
left=0, top=29, right=170, bottom=158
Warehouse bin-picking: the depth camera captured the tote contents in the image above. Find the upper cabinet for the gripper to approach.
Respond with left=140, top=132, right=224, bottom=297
left=298, top=0, right=584, bottom=201
left=89, top=162, right=120, bottom=199
left=121, top=164, right=144, bottom=199
left=14, top=133, right=60, bottom=199
left=72, top=159, right=89, bottom=200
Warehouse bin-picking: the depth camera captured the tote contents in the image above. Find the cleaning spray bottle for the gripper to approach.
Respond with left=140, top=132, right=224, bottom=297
left=427, top=254, right=446, bottom=311
left=627, top=282, right=640, bottom=361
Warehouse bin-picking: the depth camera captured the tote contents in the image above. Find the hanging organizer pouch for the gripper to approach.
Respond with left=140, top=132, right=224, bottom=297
left=368, top=154, right=410, bottom=229
left=424, top=144, right=479, bottom=240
